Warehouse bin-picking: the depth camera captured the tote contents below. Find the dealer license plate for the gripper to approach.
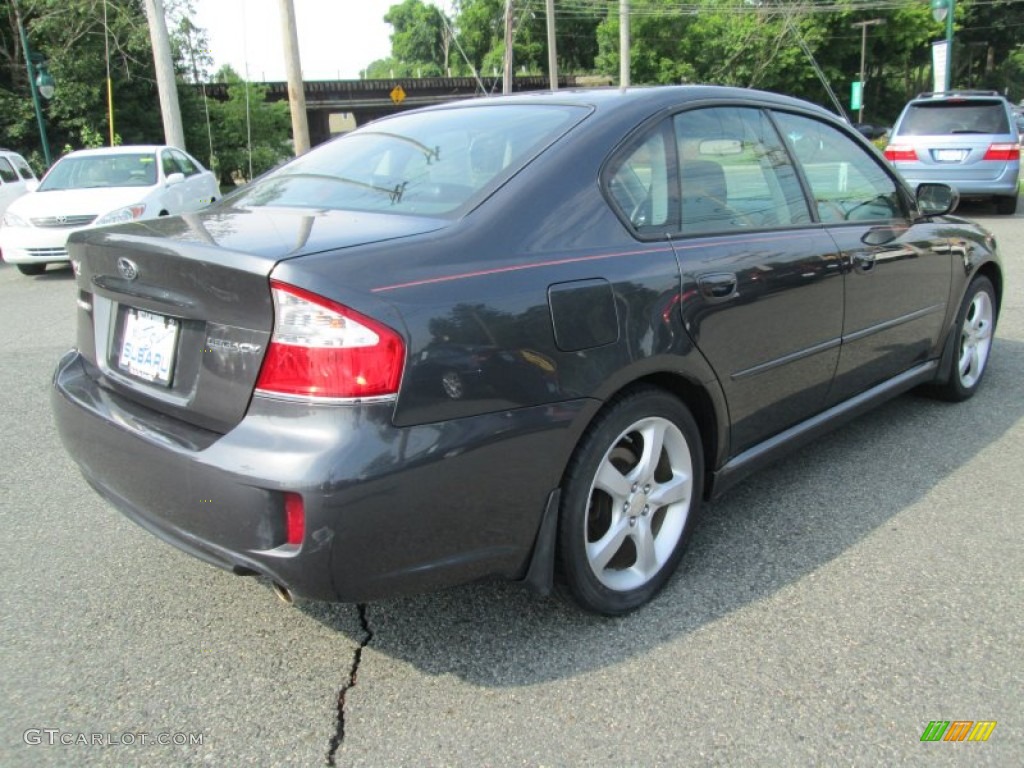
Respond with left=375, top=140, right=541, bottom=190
left=117, top=308, right=179, bottom=385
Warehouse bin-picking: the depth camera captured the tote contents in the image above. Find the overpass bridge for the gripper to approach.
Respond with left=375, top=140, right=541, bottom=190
left=199, top=75, right=581, bottom=146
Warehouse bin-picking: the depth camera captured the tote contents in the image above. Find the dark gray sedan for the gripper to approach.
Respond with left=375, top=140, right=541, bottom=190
left=53, top=86, right=1002, bottom=615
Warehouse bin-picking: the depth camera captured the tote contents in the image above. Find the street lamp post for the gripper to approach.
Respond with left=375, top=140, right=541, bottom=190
left=12, top=0, right=54, bottom=167
left=850, top=19, right=885, bottom=123
left=931, top=0, right=956, bottom=92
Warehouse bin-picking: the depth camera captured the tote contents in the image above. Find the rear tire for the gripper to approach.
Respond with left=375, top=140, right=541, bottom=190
left=16, top=263, right=46, bottom=276
left=995, top=194, right=1017, bottom=215
left=556, top=387, right=704, bottom=615
left=931, top=275, right=996, bottom=402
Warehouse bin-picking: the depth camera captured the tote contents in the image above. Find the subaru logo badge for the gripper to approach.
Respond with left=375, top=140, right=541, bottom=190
left=117, top=257, right=139, bottom=281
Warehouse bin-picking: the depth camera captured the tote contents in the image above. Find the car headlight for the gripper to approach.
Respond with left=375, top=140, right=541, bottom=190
left=1, top=211, right=29, bottom=228
left=95, top=204, right=147, bottom=226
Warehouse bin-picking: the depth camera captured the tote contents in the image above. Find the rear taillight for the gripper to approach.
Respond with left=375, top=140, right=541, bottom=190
left=983, top=142, right=1020, bottom=161
left=884, top=145, right=918, bottom=162
left=284, top=492, right=304, bottom=545
left=255, top=281, right=405, bottom=400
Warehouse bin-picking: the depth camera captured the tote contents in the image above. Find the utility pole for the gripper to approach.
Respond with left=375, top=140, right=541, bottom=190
left=546, top=0, right=557, bottom=90
left=850, top=19, right=884, bottom=123
left=620, top=0, right=630, bottom=87
left=143, top=0, right=185, bottom=150
left=503, top=0, right=514, bottom=94
left=278, top=0, right=310, bottom=155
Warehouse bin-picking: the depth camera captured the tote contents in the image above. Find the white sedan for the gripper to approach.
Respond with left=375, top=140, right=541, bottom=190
left=0, top=145, right=219, bottom=275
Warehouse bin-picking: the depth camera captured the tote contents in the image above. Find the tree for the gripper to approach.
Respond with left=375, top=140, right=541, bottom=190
left=1, top=0, right=163, bottom=170
left=201, top=65, right=291, bottom=186
left=385, top=0, right=449, bottom=76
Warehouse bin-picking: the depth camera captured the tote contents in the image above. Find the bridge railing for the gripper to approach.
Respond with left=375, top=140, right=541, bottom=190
left=198, top=75, right=580, bottom=101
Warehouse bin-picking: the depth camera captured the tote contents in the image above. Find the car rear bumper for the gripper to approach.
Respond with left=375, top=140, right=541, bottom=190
left=52, top=350, right=589, bottom=602
left=897, top=164, right=1020, bottom=197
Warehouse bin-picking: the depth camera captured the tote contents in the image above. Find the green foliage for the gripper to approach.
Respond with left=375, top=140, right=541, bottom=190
left=386, top=0, right=450, bottom=73
left=198, top=65, right=292, bottom=186
left=75, top=124, right=122, bottom=150
left=168, top=0, right=213, bottom=83
left=448, top=0, right=600, bottom=80
left=2, top=0, right=289, bottom=183
left=1, top=0, right=163, bottom=168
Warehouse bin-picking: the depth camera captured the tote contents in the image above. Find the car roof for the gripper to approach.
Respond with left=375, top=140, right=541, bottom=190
left=413, top=85, right=839, bottom=123
left=907, top=90, right=1011, bottom=105
left=61, top=145, right=174, bottom=158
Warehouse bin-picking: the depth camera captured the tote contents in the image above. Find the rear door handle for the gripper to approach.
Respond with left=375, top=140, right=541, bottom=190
left=698, top=272, right=738, bottom=301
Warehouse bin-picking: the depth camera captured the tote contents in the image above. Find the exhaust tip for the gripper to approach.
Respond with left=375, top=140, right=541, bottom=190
left=271, top=582, right=294, bottom=604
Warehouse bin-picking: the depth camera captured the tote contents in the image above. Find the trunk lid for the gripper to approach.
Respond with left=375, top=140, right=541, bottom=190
left=71, top=206, right=445, bottom=432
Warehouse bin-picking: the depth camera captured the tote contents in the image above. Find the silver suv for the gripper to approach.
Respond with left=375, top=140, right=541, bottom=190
left=885, top=91, right=1020, bottom=214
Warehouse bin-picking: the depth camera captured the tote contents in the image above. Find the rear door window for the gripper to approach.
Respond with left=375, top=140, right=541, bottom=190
left=673, top=106, right=811, bottom=235
left=606, top=125, right=672, bottom=234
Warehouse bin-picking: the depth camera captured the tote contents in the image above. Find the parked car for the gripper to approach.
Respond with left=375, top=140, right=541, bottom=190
left=52, top=86, right=1002, bottom=615
left=852, top=122, right=889, bottom=141
left=0, top=145, right=218, bottom=275
left=0, top=147, right=38, bottom=223
left=884, top=90, right=1020, bottom=214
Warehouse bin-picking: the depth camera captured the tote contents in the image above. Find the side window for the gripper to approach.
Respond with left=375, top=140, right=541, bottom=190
left=773, top=112, right=903, bottom=223
left=12, top=155, right=35, bottom=180
left=606, top=126, right=671, bottom=233
left=0, top=158, right=18, bottom=183
left=674, top=107, right=810, bottom=235
left=161, top=151, right=182, bottom=178
left=172, top=150, right=199, bottom=176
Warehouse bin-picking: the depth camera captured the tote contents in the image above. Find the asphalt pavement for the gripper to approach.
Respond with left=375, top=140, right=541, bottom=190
left=1, top=200, right=1021, bottom=767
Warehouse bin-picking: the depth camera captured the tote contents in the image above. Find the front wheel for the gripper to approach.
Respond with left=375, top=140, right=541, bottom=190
left=16, top=263, right=46, bottom=276
left=556, top=388, right=704, bottom=615
left=931, top=275, right=997, bottom=401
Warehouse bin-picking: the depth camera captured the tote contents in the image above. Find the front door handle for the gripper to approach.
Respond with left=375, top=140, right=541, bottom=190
left=698, top=272, right=738, bottom=301
left=852, top=252, right=876, bottom=272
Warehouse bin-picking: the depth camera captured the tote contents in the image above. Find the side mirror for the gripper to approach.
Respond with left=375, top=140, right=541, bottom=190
left=916, top=183, right=958, bottom=216
left=165, top=172, right=185, bottom=186
left=25, top=180, right=39, bottom=192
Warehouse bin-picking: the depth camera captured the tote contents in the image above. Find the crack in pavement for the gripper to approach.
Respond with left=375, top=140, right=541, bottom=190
left=326, top=603, right=374, bottom=766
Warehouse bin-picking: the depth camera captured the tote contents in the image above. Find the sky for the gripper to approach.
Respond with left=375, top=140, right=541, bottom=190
left=191, top=0, right=450, bottom=82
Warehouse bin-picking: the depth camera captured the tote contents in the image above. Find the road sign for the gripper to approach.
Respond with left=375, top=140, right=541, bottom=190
left=390, top=85, right=406, bottom=105
left=850, top=81, right=863, bottom=112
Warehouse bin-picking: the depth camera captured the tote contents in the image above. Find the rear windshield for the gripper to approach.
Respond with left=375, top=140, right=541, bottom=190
left=38, top=153, right=158, bottom=191
left=898, top=101, right=1010, bottom=136
left=230, top=103, right=589, bottom=216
